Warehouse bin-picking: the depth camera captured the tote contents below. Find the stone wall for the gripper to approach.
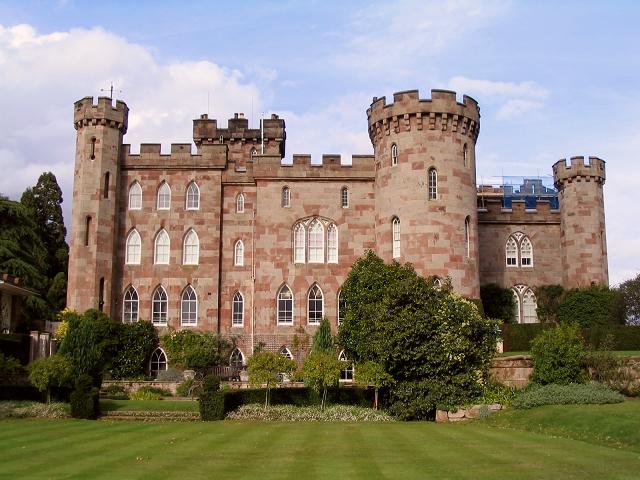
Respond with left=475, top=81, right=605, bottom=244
left=490, top=355, right=533, bottom=388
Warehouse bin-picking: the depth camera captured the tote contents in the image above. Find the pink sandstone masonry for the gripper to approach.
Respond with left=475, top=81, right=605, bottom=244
left=66, top=90, right=609, bottom=364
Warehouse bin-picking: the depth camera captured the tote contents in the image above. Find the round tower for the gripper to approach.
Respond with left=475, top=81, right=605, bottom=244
left=367, top=89, right=481, bottom=298
left=553, top=156, right=608, bottom=287
left=67, top=96, right=128, bottom=315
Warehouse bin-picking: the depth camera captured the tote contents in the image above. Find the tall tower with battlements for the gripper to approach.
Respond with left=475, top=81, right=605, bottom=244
left=553, top=156, right=608, bottom=288
left=67, top=96, right=128, bottom=314
left=367, top=89, right=481, bottom=298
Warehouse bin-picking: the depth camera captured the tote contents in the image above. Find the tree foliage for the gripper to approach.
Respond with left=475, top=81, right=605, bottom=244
left=530, top=323, right=586, bottom=385
left=354, top=360, right=394, bottom=410
left=110, top=321, right=159, bottom=379
left=619, top=273, right=640, bottom=325
left=160, top=330, right=233, bottom=371
left=312, top=316, right=334, bottom=354
left=338, top=251, right=499, bottom=418
left=557, top=285, right=625, bottom=327
left=302, top=352, right=343, bottom=411
left=28, top=354, right=74, bottom=403
left=534, top=284, right=566, bottom=323
left=247, top=351, right=295, bottom=408
left=480, top=283, right=516, bottom=323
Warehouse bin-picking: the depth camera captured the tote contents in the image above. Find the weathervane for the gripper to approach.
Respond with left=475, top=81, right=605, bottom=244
left=100, top=82, right=122, bottom=100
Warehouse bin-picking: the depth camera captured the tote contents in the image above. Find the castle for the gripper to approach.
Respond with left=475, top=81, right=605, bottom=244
left=66, top=89, right=608, bottom=369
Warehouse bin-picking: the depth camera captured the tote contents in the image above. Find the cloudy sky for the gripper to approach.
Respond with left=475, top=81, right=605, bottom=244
left=0, top=0, right=638, bottom=285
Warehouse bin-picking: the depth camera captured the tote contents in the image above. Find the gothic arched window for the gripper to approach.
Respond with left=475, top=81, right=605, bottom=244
left=282, top=186, right=290, bottom=207
left=150, top=348, right=168, bottom=377
left=181, top=285, right=197, bottom=326
left=327, top=224, right=338, bottom=263
left=157, top=182, right=171, bottom=210
left=128, top=182, right=142, bottom=210
left=234, top=240, right=244, bottom=266
left=308, top=220, right=324, bottom=263
left=154, top=229, right=170, bottom=264
left=428, top=168, right=438, bottom=200
left=232, top=291, right=244, bottom=326
left=308, top=284, right=323, bottom=325
left=186, top=182, right=200, bottom=210
left=152, top=286, right=168, bottom=326
left=391, top=143, right=398, bottom=166
left=126, top=229, right=141, bottom=265
left=183, top=229, right=199, bottom=265
left=236, top=193, right=245, bottom=213
left=122, top=285, right=139, bottom=324
left=392, top=217, right=400, bottom=258
left=294, top=223, right=305, bottom=263
left=341, top=187, right=349, bottom=208
left=277, top=285, right=293, bottom=325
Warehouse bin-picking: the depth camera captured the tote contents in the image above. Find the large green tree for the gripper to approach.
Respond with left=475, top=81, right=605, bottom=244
left=619, top=273, right=640, bottom=325
left=557, top=285, right=625, bottom=327
left=338, top=251, right=499, bottom=419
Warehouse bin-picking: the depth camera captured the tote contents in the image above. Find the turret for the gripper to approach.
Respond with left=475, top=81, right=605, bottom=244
left=67, top=96, right=129, bottom=314
left=367, top=89, right=481, bottom=297
left=553, top=156, right=608, bottom=287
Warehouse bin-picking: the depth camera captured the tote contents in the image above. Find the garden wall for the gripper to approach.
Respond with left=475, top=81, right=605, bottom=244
left=490, top=356, right=533, bottom=387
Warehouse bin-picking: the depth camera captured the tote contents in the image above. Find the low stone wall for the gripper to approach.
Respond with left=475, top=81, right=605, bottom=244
left=490, top=355, right=533, bottom=388
left=436, top=403, right=503, bottom=423
left=102, top=380, right=180, bottom=396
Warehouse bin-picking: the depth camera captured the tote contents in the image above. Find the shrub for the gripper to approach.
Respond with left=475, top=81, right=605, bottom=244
left=28, top=354, right=74, bottom=403
left=226, top=404, right=394, bottom=422
left=303, top=352, right=343, bottom=411
left=160, top=330, right=233, bottom=371
left=354, top=361, right=393, bottom=410
left=535, top=285, right=566, bottom=323
left=558, top=285, right=625, bottom=327
left=177, top=378, right=202, bottom=398
left=472, top=382, right=518, bottom=407
left=480, top=283, right=516, bottom=323
left=0, top=352, right=23, bottom=381
left=531, top=323, right=585, bottom=385
left=0, top=401, right=69, bottom=419
left=110, top=321, right=158, bottom=380
left=101, top=384, right=128, bottom=397
left=501, top=323, right=553, bottom=351
left=70, top=374, right=100, bottom=419
left=199, top=375, right=224, bottom=421
left=584, top=342, right=640, bottom=396
left=247, top=351, right=295, bottom=408
left=512, top=383, right=624, bottom=409
left=129, top=389, right=162, bottom=401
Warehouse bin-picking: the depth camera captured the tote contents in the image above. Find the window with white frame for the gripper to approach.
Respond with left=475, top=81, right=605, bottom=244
left=186, top=182, right=200, bottom=210
left=250, top=147, right=257, bottom=160
left=280, top=347, right=293, bottom=360
left=327, top=224, right=338, bottom=263
left=338, top=350, right=354, bottom=381
left=464, top=216, right=471, bottom=258
left=150, top=348, right=167, bottom=377
left=128, top=182, right=142, bottom=210
left=183, top=229, right=199, bottom=265
left=308, top=284, right=323, bottom=324
left=126, top=229, right=141, bottom=265
left=236, top=193, right=245, bottom=213
left=391, top=143, right=398, bottom=166
left=152, top=286, right=168, bottom=326
left=392, top=217, right=400, bottom=258
left=157, top=182, right=171, bottom=210
left=512, top=284, right=538, bottom=323
left=341, top=187, right=349, bottom=208
left=308, top=219, right=324, bottom=263
left=506, top=232, right=534, bottom=268
left=294, top=223, right=305, bottom=263
left=123, top=285, right=139, bottom=323
left=337, top=290, right=345, bottom=325
left=282, top=186, right=290, bottom=207
left=154, top=229, right=170, bottom=264
left=234, top=240, right=244, bottom=266
left=432, top=277, right=442, bottom=290
left=181, top=285, right=197, bottom=326
left=232, top=291, right=244, bottom=326
left=277, top=285, right=293, bottom=324
left=230, top=348, right=244, bottom=367
left=428, top=168, right=437, bottom=200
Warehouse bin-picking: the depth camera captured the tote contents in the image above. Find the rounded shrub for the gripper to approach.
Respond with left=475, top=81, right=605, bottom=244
left=530, top=323, right=585, bottom=385
left=199, top=375, right=224, bottom=421
left=70, top=374, right=100, bottom=420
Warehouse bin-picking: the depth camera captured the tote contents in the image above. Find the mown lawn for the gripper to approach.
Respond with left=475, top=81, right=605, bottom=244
left=2, top=408, right=640, bottom=479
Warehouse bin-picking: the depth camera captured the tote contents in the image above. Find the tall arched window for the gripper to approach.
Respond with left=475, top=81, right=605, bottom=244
left=520, top=237, right=533, bottom=267
left=512, top=284, right=538, bottom=323
left=392, top=217, right=400, bottom=258
left=308, top=219, right=324, bottom=263
left=126, top=229, right=141, bottom=265
left=338, top=350, right=354, bottom=382
left=229, top=348, right=244, bottom=368
left=183, top=229, right=199, bottom=265
left=150, top=348, right=167, bottom=377
left=103, top=172, right=110, bottom=199
left=506, top=236, right=518, bottom=266
left=464, top=216, right=471, bottom=258
left=337, top=290, right=346, bottom=325
left=391, top=143, right=398, bottom=166
left=512, top=289, right=521, bottom=323
left=282, top=186, right=290, bottom=207
left=152, top=286, right=168, bottom=326
left=463, top=144, right=468, bottom=167
left=181, top=285, right=197, bottom=326
left=186, top=182, right=200, bottom=210
left=234, top=240, right=244, bottom=266
left=236, top=193, right=245, bottom=213
left=327, top=224, right=338, bottom=263
left=157, top=182, right=171, bottom=210
left=122, top=285, right=139, bottom=323
left=277, top=285, right=293, bottom=325
left=280, top=347, right=293, bottom=360
left=506, top=232, right=534, bottom=267
left=128, top=182, right=142, bottom=210
left=428, top=168, right=438, bottom=200
left=294, top=223, right=305, bottom=263
left=154, top=229, right=170, bottom=264
left=308, top=284, right=323, bottom=324
left=341, top=187, right=349, bottom=208
left=232, top=292, right=244, bottom=326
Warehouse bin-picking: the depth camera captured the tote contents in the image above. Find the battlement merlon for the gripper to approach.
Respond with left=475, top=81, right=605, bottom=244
left=74, top=96, right=129, bottom=134
left=253, top=154, right=375, bottom=180
left=366, top=89, right=480, bottom=143
left=553, top=156, right=606, bottom=189
left=193, top=113, right=286, bottom=158
left=121, top=143, right=227, bottom=170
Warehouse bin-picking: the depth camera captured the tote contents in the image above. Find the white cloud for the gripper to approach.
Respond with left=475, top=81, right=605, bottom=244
left=333, top=0, right=510, bottom=74
left=495, top=99, right=543, bottom=119
left=0, top=23, right=266, bottom=224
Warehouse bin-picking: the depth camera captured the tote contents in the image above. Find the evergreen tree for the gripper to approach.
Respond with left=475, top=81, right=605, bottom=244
left=312, top=316, right=334, bottom=354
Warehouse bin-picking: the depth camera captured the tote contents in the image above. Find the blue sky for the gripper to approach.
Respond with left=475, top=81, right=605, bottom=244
left=0, top=0, right=638, bottom=285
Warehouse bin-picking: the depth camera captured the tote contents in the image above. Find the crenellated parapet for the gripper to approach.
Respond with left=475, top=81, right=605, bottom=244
left=253, top=154, right=375, bottom=180
left=74, top=96, right=128, bottom=134
left=121, top=143, right=228, bottom=170
left=366, top=89, right=480, bottom=146
left=553, top=156, right=606, bottom=189
left=193, top=113, right=286, bottom=158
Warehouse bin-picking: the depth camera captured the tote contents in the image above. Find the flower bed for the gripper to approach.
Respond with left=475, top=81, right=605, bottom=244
left=225, top=404, right=394, bottom=422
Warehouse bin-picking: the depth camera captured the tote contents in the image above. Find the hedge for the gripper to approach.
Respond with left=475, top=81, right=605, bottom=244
left=0, top=384, right=71, bottom=402
left=222, top=387, right=377, bottom=414
left=501, top=323, right=640, bottom=352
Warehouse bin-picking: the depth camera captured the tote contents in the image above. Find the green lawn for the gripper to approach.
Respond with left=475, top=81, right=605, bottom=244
left=2, top=407, right=640, bottom=479
left=100, top=399, right=199, bottom=412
